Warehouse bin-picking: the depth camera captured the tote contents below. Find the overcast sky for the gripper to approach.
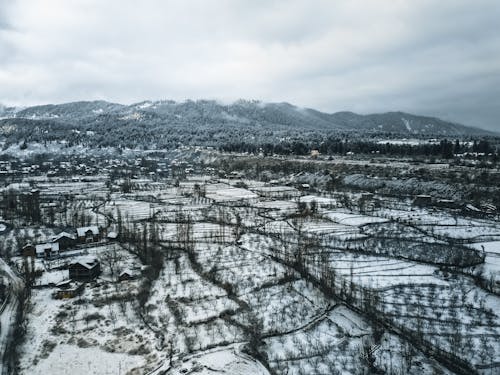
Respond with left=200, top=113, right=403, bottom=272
left=0, top=0, right=499, bottom=131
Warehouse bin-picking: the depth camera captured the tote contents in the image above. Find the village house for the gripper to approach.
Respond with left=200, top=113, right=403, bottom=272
left=76, top=226, right=100, bottom=243
left=51, top=231, right=76, bottom=250
left=68, top=258, right=101, bottom=281
left=35, top=242, right=60, bottom=259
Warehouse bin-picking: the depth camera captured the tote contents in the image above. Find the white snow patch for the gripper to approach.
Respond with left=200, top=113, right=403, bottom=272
left=31, top=344, right=144, bottom=375
left=402, top=117, right=412, bottom=132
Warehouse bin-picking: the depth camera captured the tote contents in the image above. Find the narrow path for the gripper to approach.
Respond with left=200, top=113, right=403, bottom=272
left=261, top=304, right=337, bottom=339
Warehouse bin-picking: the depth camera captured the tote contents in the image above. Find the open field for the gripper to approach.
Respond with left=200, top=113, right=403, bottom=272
left=0, top=171, right=499, bottom=375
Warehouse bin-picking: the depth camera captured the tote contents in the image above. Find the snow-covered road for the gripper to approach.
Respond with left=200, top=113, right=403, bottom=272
left=0, top=257, right=24, bottom=375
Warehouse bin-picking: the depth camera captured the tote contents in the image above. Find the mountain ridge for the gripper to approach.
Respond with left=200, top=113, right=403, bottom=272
left=0, top=99, right=495, bottom=136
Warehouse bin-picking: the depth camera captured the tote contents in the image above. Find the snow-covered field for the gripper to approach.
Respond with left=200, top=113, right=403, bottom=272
left=205, top=183, right=258, bottom=202
left=323, top=211, right=388, bottom=226
left=2, top=175, right=499, bottom=374
left=167, top=345, right=270, bottom=375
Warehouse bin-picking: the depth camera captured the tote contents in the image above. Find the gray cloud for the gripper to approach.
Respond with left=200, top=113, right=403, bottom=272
left=0, top=0, right=499, bottom=131
left=0, top=0, right=9, bottom=28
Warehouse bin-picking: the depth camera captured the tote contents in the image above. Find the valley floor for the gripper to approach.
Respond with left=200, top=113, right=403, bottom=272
left=1, top=174, right=499, bottom=374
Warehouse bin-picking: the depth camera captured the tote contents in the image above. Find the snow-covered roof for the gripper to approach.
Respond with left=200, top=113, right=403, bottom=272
left=52, top=231, right=76, bottom=241
left=76, top=226, right=99, bottom=237
left=465, top=204, right=481, bottom=212
left=55, top=280, right=81, bottom=291
left=55, top=279, right=72, bottom=288
left=72, top=256, right=99, bottom=269
left=35, top=242, right=59, bottom=254
left=119, top=269, right=133, bottom=277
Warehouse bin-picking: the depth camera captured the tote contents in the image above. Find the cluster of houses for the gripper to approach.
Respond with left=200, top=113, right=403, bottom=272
left=52, top=260, right=137, bottom=299
left=21, top=226, right=110, bottom=259
left=19, top=226, right=135, bottom=299
left=19, top=226, right=106, bottom=299
left=0, top=154, right=182, bottom=185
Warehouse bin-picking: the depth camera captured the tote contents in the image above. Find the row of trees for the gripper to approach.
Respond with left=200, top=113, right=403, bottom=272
left=1, top=189, right=41, bottom=224
left=270, top=227, right=490, bottom=374
left=221, top=138, right=497, bottom=159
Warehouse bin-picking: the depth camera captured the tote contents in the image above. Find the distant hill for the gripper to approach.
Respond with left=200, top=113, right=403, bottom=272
left=1, top=99, right=492, bottom=136
left=0, top=99, right=496, bottom=155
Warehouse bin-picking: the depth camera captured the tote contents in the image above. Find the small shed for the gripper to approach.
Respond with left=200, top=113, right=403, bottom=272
left=118, top=269, right=136, bottom=282
left=53, top=281, right=84, bottom=299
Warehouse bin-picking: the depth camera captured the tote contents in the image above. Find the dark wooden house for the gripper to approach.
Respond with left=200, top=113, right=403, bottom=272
left=68, top=258, right=101, bottom=280
left=51, top=232, right=76, bottom=250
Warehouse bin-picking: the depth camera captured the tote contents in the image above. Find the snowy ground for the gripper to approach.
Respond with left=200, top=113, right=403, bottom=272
left=167, top=345, right=270, bottom=375
left=5, top=175, right=500, bottom=374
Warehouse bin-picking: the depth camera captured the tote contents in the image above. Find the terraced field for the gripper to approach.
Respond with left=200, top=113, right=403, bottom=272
left=5, top=176, right=500, bottom=374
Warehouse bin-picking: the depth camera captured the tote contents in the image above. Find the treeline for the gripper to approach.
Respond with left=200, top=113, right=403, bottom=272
left=221, top=138, right=497, bottom=159
left=2, top=117, right=497, bottom=158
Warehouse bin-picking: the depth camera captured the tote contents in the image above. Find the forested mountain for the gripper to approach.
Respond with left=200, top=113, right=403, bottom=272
left=0, top=100, right=495, bottom=152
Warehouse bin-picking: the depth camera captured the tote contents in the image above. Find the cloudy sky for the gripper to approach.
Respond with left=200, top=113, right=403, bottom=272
left=0, top=0, right=499, bottom=131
